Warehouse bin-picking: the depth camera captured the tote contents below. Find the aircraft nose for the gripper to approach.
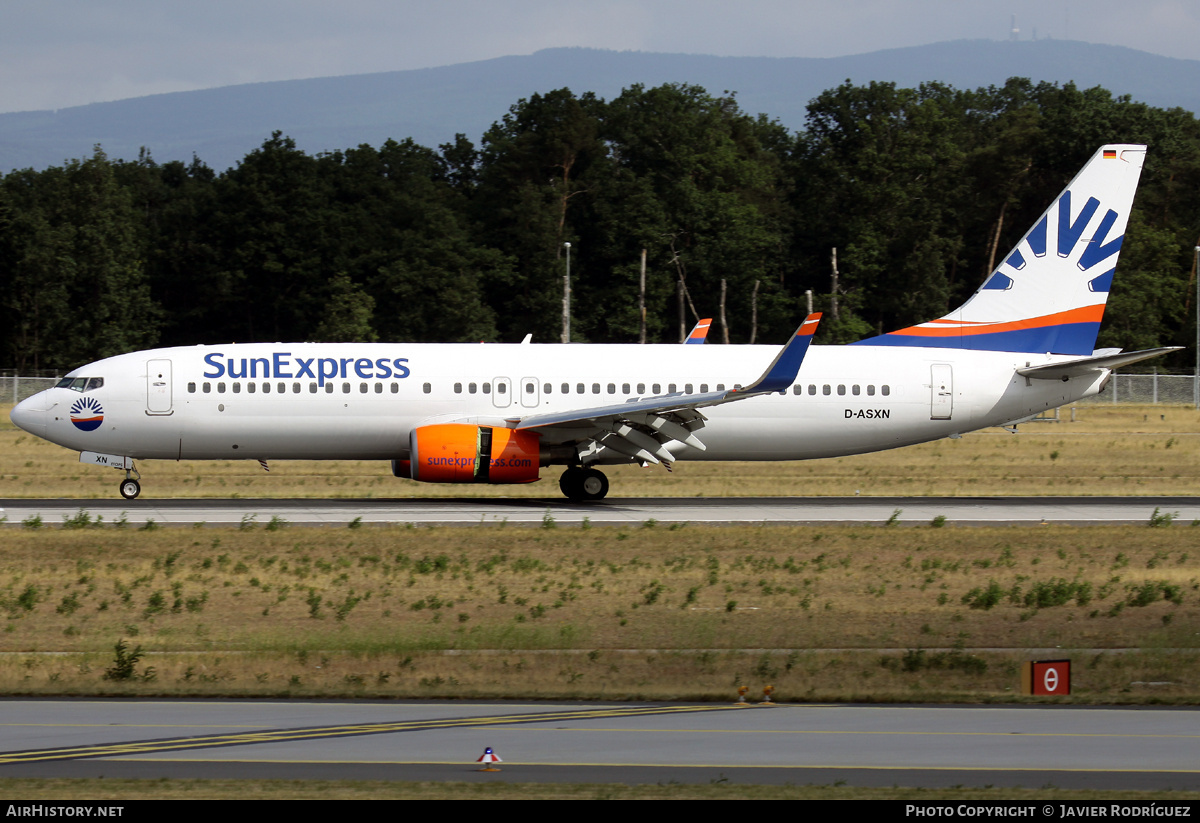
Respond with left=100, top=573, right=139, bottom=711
left=10, top=395, right=47, bottom=437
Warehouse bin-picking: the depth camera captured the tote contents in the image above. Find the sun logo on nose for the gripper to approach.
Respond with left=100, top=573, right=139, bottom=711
left=69, top=396, right=104, bottom=431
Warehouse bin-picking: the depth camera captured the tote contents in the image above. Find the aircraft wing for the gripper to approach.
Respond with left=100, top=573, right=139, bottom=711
left=504, top=314, right=821, bottom=465
left=1016, top=347, right=1181, bottom=380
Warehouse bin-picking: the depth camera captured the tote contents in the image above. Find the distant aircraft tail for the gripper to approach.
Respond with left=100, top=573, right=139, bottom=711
left=685, top=318, right=713, bottom=344
left=854, top=144, right=1147, bottom=356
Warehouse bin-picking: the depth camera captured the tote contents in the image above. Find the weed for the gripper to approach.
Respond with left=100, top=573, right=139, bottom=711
left=265, top=515, right=288, bottom=532
left=348, top=516, right=363, bottom=529
left=62, top=509, right=99, bottom=529
left=139, top=519, right=159, bottom=531
left=103, top=639, right=155, bottom=682
left=1149, top=507, right=1178, bottom=528
left=541, top=510, right=556, bottom=529
left=22, top=514, right=43, bottom=530
left=961, top=581, right=1004, bottom=610
left=886, top=508, right=902, bottom=526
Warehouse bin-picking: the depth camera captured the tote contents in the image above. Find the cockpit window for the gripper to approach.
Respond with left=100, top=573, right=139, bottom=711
left=57, top=377, right=104, bottom=392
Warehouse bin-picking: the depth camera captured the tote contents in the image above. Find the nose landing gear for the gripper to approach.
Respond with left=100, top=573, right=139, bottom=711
left=119, top=473, right=141, bottom=500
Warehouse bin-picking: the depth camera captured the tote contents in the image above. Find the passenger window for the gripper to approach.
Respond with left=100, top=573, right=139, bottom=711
left=218, top=382, right=226, bottom=393
left=716, top=384, right=725, bottom=391
left=203, top=382, right=211, bottom=394
left=653, top=383, right=661, bottom=394
left=592, top=383, right=600, bottom=394
left=808, top=385, right=816, bottom=395
left=342, top=383, right=351, bottom=394
left=622, top=383, right=630, bottom=394
left=668, top=383, right=677, bottom=393
left=468, top=383, right=477, bottom=394
left=233, top=383, right=241, bottom=394
left=526, top=382, right=536, bottom=394
left=822, top=385, right=831, bottom=396
left=700, top=384, right=708, bottom=393
left=374, top=382, right=383, bottom=393
left=837, top=385, right=846, bottom=396
left=497, top=383, right=507, bottom=394
left=482, top=383, right=491, bottom=394
left=360, top=383, right=368, bottom=393
left=867, top=385, right=875, bottom=396
left=684, top=384, right=693, bottom=394
left=261, top=383, right=269, bottom=393
left=792, top=386, right=802, bottom=395
left=454, top=383, right=463, bottom=394
left=544, top=383, right=552, bottom=394
left=247, top=383, right=256, bottom=394
left=279, top=382, right=286, bottom=394
left=292, top=382, right=300, bottom=393
left=390, top=383, right=398, bottom=393
left=325, top=383, right=334, bottom=394
left=187, top=382, right=196, bottom=393
left=607, top=383, right=615, bottom=394
left=852, top=384, right=860, bottom=396
left=562, top=383, right=570, bottom=394
left=422, top=383, right=431, bottom=394
left=882, top=385, right=891, bottom=396
left=310, top=383, right=318, bottom=393
left=637, top=383, right=646, bottom=394
left=576, top=383, right=585, bottom=394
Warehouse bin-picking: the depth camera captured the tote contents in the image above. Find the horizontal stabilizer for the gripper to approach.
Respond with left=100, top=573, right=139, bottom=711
left=1017, top=347, right=1181, bottom=380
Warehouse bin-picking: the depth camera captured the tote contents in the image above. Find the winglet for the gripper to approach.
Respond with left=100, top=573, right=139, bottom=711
left=737, top=313, right=822, bottom=394
left=685, top=318, right=713, bottom=344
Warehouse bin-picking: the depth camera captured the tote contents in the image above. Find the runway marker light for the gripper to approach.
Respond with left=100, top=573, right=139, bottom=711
left=758, top=685, right=776, bottom=705
left=735, top=686, right=749, bottom=705
left=476, top=746, right=503, bottom=771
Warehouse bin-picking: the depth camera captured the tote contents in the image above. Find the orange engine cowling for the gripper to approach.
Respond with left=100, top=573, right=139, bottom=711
left=409, top=424, right=541, bottom=484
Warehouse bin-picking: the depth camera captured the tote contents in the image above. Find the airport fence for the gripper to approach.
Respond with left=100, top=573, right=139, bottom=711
left=2, top=376, right=61, bottom=405
left=1, top=373, right=1199, bottom=407
left=1079, top=373, right=1197, bottom=406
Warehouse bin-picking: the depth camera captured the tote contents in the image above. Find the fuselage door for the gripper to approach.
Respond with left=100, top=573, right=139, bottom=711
left=491, top=377, right=512, bottom=409
left=930, top=363, right=953, bottom=420
left=146, top=359, right=173, bottom=415
left=519, top=376, right=540, bottom=408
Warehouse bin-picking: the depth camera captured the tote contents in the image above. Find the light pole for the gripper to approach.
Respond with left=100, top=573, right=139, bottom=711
left=1194, top=246, right=1199, bottom=409
left=562, top=242, right=572, bottom=344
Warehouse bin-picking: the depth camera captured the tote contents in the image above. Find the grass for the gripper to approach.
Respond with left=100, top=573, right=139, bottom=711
left=1, top=523, right=1198, bottom=702
left=1, top=778, right=1198, bottom=800
left=5, top=403, right=1200, bottom=498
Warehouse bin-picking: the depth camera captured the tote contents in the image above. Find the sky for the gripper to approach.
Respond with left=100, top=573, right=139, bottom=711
left=3, top=0, right=1199, bottom=114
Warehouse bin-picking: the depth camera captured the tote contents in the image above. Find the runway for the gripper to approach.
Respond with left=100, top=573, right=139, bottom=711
left=2, top=495, right=1200, bottom=527
left=1, top=700, right=1198, bottom=789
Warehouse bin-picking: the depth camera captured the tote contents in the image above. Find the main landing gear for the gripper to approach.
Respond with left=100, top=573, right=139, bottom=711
left=559, top=466, right=609, bottom=501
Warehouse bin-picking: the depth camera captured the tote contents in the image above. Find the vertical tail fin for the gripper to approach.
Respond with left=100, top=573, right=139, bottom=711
left=855, top=144, right=1147, bottom=355
left=685, top=318, right=713, bottom=344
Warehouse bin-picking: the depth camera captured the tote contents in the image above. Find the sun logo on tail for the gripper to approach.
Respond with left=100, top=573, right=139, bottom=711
left=69, top=397, right=104, bottom=431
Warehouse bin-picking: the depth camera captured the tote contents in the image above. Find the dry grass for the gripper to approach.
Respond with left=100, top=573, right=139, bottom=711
left=0, top=778, right=1196, bottom=800
left=4, top=404, right=1200, bottom=498
left=2, top=523, right=1198, bottom=702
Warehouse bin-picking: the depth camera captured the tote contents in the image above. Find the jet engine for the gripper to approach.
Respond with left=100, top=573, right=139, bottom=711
left=407, top=423, right=541, bottom=484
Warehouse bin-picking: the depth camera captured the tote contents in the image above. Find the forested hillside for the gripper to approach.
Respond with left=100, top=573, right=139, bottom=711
left=2, top=77, right=1198, bottom=372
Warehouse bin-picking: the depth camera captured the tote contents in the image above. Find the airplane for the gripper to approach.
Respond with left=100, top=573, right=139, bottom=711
left=685, top=318, right=713, bottom=344
left=10, top=144, right=1178, bottom=502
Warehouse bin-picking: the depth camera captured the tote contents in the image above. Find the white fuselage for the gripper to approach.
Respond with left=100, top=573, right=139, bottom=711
left=13, top=342, right=1107, bottom=467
